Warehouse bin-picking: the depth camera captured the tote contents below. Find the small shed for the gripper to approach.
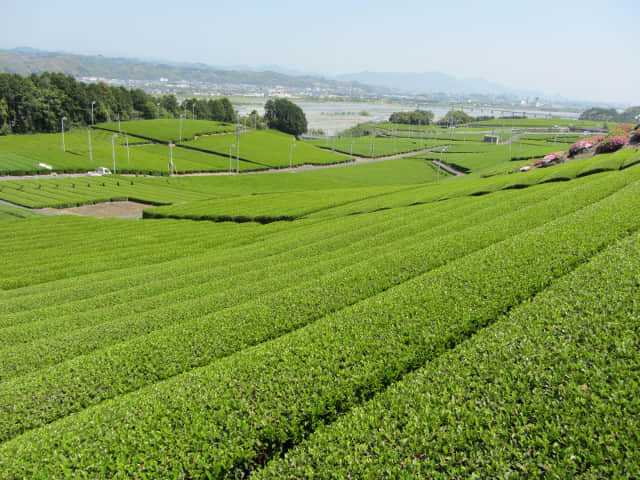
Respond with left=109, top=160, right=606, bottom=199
left=483, top=135, right=500, bottom=144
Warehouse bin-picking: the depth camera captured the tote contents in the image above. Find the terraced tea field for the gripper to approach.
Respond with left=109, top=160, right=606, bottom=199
left=1, top=143, right=639, bottom=478
left=183, top=129, right=347, bottom=168
left=306, top=134, right=448, bottom=157
left=0, top=123, right=346, bottom=175
left=0, top=204, right=38, bottom=220
left=0, top=129, right=242, bottom=175
left=96, top=119, right=236, bottom=143
left=0, top=175, right=212, bottom=208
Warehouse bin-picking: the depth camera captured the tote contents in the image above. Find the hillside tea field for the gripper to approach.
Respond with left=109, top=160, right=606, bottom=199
left=0, top=149, right=639, bottom=478
left=0, top=129, right=246, bottom=175
left=0, top=125, right=349, bottom=175
left=96, top=119, right=237, bottom=143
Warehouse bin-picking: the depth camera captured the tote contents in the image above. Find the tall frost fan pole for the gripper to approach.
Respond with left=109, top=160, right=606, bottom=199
left=236, top=125, right=242, bottom=174
left=61, top=116, right=67, bottom=152
left=169, top=142, right=174, bottom=176
left=370, top=127, right=375, bottom=158
left=111, top=134, right=117, bottom=174
left=88, top=129, right=93, bottom=163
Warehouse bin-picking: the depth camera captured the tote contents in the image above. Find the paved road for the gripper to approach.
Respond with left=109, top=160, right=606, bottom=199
left=0, top=173, right=89, bottom=181
left=0, top=146, right=452, bottom=179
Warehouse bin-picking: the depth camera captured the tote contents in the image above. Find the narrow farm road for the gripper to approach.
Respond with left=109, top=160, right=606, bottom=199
left=428, top=160, right=465, bottom=176
left=500, top=132, right=526, bottom=145
left=0, top=199, right=58, bottom=215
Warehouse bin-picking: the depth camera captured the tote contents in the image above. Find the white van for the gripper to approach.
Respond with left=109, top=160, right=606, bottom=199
left=86, top=167, right=111, bottom=176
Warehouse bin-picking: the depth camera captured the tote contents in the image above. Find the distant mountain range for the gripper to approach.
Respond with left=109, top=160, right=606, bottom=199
left=0, top=47, right=537, bottom=99
left=334, top=71, right=528, bottom=96
left=0, top=48, right=375, bottom=92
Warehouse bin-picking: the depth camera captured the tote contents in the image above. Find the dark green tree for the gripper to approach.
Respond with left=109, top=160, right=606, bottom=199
left=579, top=107, right=619, bottom=122
left=245, top=109, right=265, bottom=130
left=160, top=95, right=179, bottom=116
left=389, top=110, right=434, bottom=125
left=130, top=89, right=150, bottom=112
left=437, top=110, right=472, bottom=126
left=0, top=97, right=10, bottom=134
left=0, top=72, right=241, bottom=133
left=619, top=107, right=640, bottom=124
left=218, top=97, right=236, bottom=123
left=208, top=99, right=225, bottom=121
left=141, top=101, right=158, bottom=120
left=264, top=98, right=307, bottom=137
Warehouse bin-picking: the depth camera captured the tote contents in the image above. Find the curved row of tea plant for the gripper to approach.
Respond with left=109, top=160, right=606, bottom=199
left=1, top=170, right=639, bottom=478
left=0, top=175, right=212, bottom=208
left=144, top=153, right=640, bottom=224
left=0, top=216, right=284, bottom=290
left=0, top=174, right=618, bottom=441
left=142, top=184, right=414, bottom=222
left=0, top=204, right=37, bottom=220
left=257, top=230, right=640, bottom=478
left=308, top=152, right=640, bottom=219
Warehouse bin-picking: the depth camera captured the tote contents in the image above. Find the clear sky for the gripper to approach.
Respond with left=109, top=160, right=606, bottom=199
left=3, top=0, right=639, bottom=105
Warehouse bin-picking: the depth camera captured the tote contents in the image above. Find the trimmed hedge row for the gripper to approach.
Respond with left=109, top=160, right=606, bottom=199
left=257, top=230, right=640, bottom=478
left=1, top=171, right=639, bottom=478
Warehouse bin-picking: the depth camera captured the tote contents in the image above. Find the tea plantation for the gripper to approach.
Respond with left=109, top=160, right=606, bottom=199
left=0, top=125, right=639, bottom=478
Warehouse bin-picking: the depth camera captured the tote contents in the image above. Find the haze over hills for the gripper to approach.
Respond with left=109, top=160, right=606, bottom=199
left=0, top=47, right=557, bottom=102
left=0, top=48, right=375, bottom=93
left=334, top=71, right=538, bottom=97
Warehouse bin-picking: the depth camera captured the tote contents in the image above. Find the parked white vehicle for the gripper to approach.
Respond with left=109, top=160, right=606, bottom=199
left=86, top=166, right=111, bottom=176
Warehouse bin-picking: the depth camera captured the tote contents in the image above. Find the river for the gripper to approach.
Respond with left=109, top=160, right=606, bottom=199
left=235, top=101, right=580, bottom=136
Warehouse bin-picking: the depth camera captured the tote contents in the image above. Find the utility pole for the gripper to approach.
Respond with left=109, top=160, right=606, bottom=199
left=236, top=125, right=242, bottom=173
left=370, top=127, right=375, bottom=158
left=126, top=133, right=130, bottom=164
left=61, top=116, right=67, bottom=152
left=289, top=143, right=296, bottom=170
left=229, top=144, right=235, bottom=172
left=111, top=134, right=118, bottom=174
left=88, top=129, right=93, bottom=162
left=169, top=142, right=173, bottom=175
left=437, top=146, right=449, bottom=183
left=179, top=114, right=185, bottom=143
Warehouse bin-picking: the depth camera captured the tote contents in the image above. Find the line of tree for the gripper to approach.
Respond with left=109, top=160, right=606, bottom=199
left=0, top=72, right=237, bottom=135
left=579, top=106, right=640, bottom=124
left=180, top=97, right=236, bottom=125
left=388, top=110, right=434, bottom=125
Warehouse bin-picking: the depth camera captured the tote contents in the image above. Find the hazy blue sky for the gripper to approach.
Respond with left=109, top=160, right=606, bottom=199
left=4, top=0, right=639, bottom=105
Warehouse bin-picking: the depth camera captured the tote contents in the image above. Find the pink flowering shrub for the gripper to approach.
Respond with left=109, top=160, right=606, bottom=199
left=569, top=139, right=595, bottom=156
left=536, top=151, right=566, bottom=166
left=597, top=125, right=632, bottom=153
left=597, top=136, right=628, bottom=152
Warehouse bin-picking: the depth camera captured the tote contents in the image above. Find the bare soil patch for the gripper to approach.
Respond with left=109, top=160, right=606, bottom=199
left=40, top=201, right=152, bottom=219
